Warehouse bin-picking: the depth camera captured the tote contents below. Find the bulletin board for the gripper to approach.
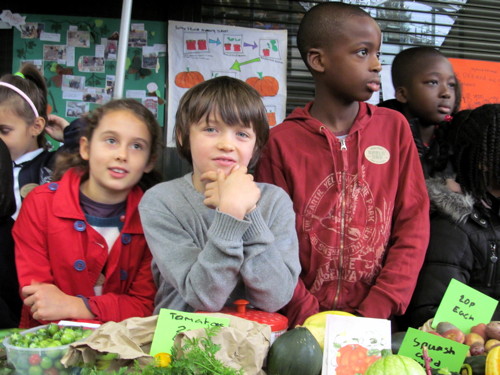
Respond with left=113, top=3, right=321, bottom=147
left=11, top=13, right=167, bottom=129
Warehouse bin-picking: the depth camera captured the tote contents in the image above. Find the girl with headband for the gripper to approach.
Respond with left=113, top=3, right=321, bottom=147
left=0, top=63, right=81, bottom=219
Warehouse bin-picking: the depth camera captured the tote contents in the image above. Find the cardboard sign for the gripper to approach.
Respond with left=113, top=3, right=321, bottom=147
left=398, top=328, right=469, bottom=372
left=432, top=279, right=499, bottom=333
left=149, top=308, right=230, bottom=356
left=322, top=315, right=391, bottom=375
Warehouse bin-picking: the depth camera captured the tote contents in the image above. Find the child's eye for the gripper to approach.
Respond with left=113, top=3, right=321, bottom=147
left=130, top=143, right=144, bottom=150
left=425, top=80, right=438, bottom=86
left=105, top=137, right=117, bottom=145
left=236, top=131, right=250, bottom=139
left=357, top=49, right=368, bottom=57
left=0, top=127, right=11, bottom=135
left=376, top=52, right=381, bottom=60
left=203, top=127, right=217, bottom=133
left=448, top=82, right=457, bottom=89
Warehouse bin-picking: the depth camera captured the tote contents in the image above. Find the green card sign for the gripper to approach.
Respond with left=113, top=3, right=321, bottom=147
left=398, top=328, right=469, bottom=372
left=433, top=279, right=499, bottom=333
left=150, top=308, right=230, bottom=356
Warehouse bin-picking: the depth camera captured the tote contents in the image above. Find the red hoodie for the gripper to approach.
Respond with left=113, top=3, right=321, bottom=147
left=255, top=102, right=430, bottom=327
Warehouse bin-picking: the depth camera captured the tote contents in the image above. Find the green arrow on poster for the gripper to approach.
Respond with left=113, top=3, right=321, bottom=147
left=230, top=58, right=261, bottom=71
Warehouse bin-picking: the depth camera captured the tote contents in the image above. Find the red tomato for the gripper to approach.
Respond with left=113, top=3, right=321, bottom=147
left=29, top=353, right=42, bottom=365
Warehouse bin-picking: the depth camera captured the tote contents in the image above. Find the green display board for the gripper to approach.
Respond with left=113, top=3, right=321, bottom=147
left=12, top=14, right=166, bottom=133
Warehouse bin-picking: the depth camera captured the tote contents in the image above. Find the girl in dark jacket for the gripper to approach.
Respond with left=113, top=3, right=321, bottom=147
left=407, top=103, right=500, bottom=328
left=0, top=138, right=22, bottom=328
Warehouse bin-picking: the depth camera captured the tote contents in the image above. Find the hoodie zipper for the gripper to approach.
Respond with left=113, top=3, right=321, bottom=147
left=333, top=138, right=348, bottom=309
left=486, top=242, right=498, bottom=287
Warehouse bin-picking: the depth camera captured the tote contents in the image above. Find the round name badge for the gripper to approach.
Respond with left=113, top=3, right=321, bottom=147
left=364, top=145, right=390, bottom=165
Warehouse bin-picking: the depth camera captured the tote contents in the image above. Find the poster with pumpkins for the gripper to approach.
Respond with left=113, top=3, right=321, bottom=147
left=167, top=20, right=287, bottom=146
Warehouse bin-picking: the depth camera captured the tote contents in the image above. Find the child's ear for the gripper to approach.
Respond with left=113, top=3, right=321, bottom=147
left=144, top=155, right=157, bottom=173
left=395, top=87, right=408, bottom=104
left=79, top=136, right=90, bottom=160
left=30, top=117, right=46, bottom=137
left=307, top=48, right=326, bottom=74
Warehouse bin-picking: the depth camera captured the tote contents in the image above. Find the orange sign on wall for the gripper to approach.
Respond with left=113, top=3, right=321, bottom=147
left=449, top=58, right=500, bottom=110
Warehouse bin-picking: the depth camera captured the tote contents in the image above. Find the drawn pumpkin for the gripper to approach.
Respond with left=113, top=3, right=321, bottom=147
left=336, top=344, right=380, bottom=375
left=175, top=68, right=204, bottom=88
left=246, top=72, right=279, bottom=96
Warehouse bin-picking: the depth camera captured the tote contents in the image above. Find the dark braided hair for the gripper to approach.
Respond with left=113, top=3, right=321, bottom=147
left=452, top=104, right=500, bottom=202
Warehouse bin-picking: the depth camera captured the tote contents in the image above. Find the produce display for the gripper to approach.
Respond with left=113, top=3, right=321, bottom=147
left=3, top=315, right=500, bottom=375
left=3, top=323, right=93, bottom=375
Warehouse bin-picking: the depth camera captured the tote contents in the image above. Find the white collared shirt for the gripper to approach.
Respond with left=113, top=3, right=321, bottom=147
left=12, top=148, right=44, bottom=219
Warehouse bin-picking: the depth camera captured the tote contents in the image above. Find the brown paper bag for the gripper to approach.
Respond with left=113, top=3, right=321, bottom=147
left=61, top=315, right=158, bottom=370
left=61, top=313, right=271, bottom=374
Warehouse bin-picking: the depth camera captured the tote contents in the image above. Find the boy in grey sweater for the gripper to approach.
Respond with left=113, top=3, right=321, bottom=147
left=139, top=77, right=300, bottom=314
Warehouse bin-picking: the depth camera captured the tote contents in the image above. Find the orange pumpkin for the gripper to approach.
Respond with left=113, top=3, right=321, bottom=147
left=246, top=72, right=279, bottom=96
left=266, top=112, right=277, bottom=127
left=175, top=68, right=204, bottom=88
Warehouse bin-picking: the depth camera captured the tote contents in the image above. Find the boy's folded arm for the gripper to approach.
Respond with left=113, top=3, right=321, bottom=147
left=239, top=191, right=301, bottom=312
left=140, top=203, right=252, bottom=311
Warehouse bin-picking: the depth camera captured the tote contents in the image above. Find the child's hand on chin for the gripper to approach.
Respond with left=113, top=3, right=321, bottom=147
left=202, top=165, right=260, bottom=219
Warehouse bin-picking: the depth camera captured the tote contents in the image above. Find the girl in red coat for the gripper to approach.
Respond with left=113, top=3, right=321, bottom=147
left=13, top=98, right=161, bottom=328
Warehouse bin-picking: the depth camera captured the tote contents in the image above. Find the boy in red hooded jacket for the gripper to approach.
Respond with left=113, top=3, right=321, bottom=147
left=255, top=2, right=430, bottom=328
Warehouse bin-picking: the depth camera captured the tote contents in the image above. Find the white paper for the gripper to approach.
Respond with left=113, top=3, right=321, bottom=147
left=95, top=44, right=105, bottom=58
left=40, top=31, right=61, bottom=42
left=126, top=90, right=146, bottom=99
left=131, top=23, right=144, bottom=31
left=153, top=43, right=167, bottom=54
left=66, top=46, right=75, bottom=67
left=62, top=91, right=84, bottom=100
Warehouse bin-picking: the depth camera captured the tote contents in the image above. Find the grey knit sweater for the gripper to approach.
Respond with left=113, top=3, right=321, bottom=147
left=139, top=173, right=300, bottom=314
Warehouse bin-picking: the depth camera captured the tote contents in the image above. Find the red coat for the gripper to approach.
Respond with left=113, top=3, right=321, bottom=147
left=13, top=168, right=156, bottom=328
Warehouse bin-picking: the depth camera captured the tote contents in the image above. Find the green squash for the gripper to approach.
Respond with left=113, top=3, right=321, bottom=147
left=365, top=352, right=426, bottom=375
left=460, top=355, right=486, bottom=375
left=266, top=327, right=323, bottom=375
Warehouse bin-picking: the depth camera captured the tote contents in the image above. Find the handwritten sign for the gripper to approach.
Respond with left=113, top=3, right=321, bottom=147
left=433, top=279, right=498, bottom=333
left=398, top=328, right=469, bottom=372
left=149, top=308, right=230, bottom=356
left=449, top=58, right=500, bottom=110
